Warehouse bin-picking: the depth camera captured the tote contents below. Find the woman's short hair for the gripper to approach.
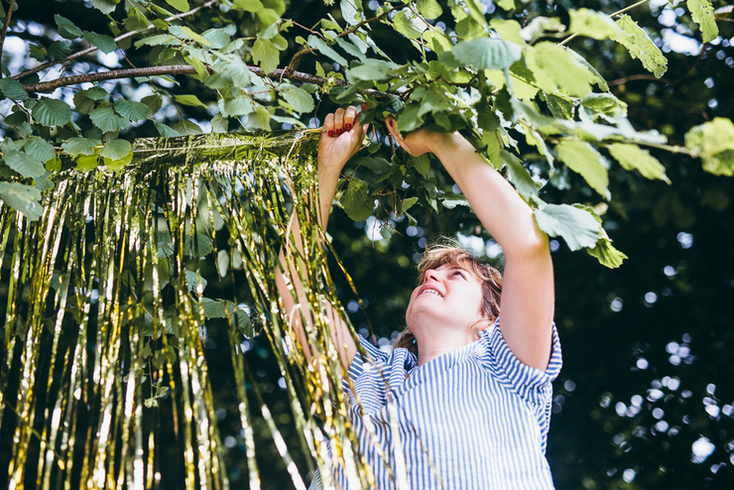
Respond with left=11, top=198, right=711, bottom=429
left=394, top=243, right=503, bottom=356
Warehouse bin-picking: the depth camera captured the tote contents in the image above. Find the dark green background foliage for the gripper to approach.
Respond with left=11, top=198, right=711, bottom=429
left=1, top=0, right=733, bottom=489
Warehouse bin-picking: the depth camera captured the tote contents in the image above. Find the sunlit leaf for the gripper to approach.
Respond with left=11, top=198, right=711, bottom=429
left=555, top=140, right=608, bottom=197
left=165, top=0, right=190, bottom=12
left=125, top=5, right=149, bottom=31
left=253, top=38, right=279, bottom=74
left=501, top=151, right=538, bottom=200
left=416, top=0, right=442, bottom=20
left=587, top=237, right=627, bottom=268
left=175, top=94, right=209, bottom=109
left=608, top=143, right=669, bottom=183
left=568, top=8, right=617, bottom=40
left=393, top=9, right=428, bottom=39
left=614, top=15, right=668, bottom=78
left=534, top=203, right=601, bottom=251
left=349, top=59, right=399, bottom=81
left=451, top=38, right=522, bottom=71
left=685, top=117, right=734, bottom=176
left=282, top=87, right=314, bottom=113
left=687, top=0, right=718, bottom=43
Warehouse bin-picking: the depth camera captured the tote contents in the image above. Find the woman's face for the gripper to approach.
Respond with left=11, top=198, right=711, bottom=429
left=405, top=263, right=485, bottom=336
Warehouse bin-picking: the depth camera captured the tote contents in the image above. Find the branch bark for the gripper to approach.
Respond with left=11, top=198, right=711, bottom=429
left=0, top=0, right=17, bottom=66
left=11, top=0, right=217, bottom=81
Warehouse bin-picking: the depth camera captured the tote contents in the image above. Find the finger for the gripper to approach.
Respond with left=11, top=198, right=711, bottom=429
left=323, top=113, right=335, bottom=137
left=333, top=108, right=346, bottom=135
left=344, top=106, right=359, bottom=132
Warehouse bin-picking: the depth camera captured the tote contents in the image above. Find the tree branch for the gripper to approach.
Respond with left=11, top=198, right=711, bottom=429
left=11, top=0, right=218, bottom=81
left=0, top=0, right=17, bottom=66
left=20, top=64, right=406, bottom=99
left=608, top=73, right=671, bottom=86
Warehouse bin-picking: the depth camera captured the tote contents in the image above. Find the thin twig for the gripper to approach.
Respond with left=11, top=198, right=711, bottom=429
left=608, top=73, right=671, bottom=86
left=0, top=0, right=17, bottom=66
left=11, top=0, right=218, bottom=81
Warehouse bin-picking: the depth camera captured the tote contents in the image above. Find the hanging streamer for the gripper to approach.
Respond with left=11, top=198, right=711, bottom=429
left=0, top=130, right=374, bottom=490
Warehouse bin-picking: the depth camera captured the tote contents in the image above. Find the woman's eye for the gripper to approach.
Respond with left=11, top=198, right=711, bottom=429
left=453, top=271, right=465, bottom=279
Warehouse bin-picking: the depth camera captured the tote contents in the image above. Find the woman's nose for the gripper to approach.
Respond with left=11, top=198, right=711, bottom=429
left=424, top=269, right=440, bottom=283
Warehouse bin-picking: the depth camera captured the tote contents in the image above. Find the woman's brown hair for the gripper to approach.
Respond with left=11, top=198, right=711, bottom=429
left=394, top=243, right=503, bottom=357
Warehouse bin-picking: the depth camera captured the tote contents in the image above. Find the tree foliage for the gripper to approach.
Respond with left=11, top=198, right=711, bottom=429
left=0, top=0, right=730, bottom=266
left=1, top=0, right=733, bottom=489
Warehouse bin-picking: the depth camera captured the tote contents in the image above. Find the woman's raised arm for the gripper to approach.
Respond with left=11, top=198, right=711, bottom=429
left=386, top=121, right=555, bottom=371
left=275, top=106, right=366, bottom=371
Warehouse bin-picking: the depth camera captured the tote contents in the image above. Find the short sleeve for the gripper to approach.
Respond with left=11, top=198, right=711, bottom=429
left=341, top=336, right=417, bottom=416
left=482, top=320, right=562, bottom=407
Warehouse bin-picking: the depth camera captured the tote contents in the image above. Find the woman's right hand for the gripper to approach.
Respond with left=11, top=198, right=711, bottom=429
left=384, top=116, right=448, bottom=157
left=318, top=105, right=367, bottom=181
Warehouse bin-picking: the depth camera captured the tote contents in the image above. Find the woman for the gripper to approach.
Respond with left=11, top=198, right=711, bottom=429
left=276, top=105, right=561, bottom=489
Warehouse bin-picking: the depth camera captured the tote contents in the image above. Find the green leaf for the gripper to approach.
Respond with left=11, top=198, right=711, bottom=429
left=341, top=178, right=373, bottom=221
left=223, top=96, right=253, bottom=116
left=201, top=298, right=227, bottom=318
left=308, top=35, right=348, bottom=67
left=555, top=140, right=608, bottom=197
left=687, top=0, right=718, bottom=43
left=423, top=30, right=454, bottom=54
left=534, top=203, right=601, bottom=252
left=253, top=38, right=279, bottom=74
left=185, top=270, right=208, bottom=292
left=501, top=151, right=538, bottom=200
left=89, top=106, right=130, bottom=132
left=83, top=31, right=117, bottom=54
left=99, top=139, right=132, bottom=161
left=417, top=0, right=442, bottom=20
left=202, top=28, right=232, bottom=49
left=587, top=238, right=627, bottom=268
left=24, top=137, right=56, bottom=163
left=380, top=223, right=396, bottom=240
left=55, top=14, right=83, bottom=39
left=125, top=6, right=150, bottom=32
left=142, top=95, right=163, bottom=114
left=114, top=99, right=150, bottom=121
left=533, top=42, right=593, bottom=98
left=685, top=117, right=734, bottom=176
left=393, top=9, right=428, bottom=39
left=614, top=15, right=668, bottom=78
left=451, top=38, right=522, bottom=71
left=185, top=233, right=214, bottom=258
left=172, top=120, right=203, bottom=135
left=608, top=143, right=669, bottom=183
left=4, top=150, right=46, bottom=178
left=494, top=0, right=515, bottom=12
left=233, top=0, right=263, bottom=11
left=32, top=98, right=73, bottom=126
left=91, top=0, right=119, bottom=15
left=165, top=0, right=190, bottom=12
left=0, top=78, right=29, bottom=101
left=62, top=138, right=101, bottom=157
left=410, top=154, right=430, bottom=177
left=30, top=44, right=48, bottom=62
left=181, top=26, right=210, bottom=46
left=349, top=59, right=398, bottom=82
left=154, top=121, right=181, bottom=137
left=282, top=87, right=314, bottom=113
left=568, top=9, right=617, bottom=40
left=356, top=157, right=391, bottom=173
left=340, top=0, right=361, bottom=26
left=175, top=95, right=209, bottom=109
left=48, top=41, right=71, bottom=60
left=0, top=182, right=43, bottom=221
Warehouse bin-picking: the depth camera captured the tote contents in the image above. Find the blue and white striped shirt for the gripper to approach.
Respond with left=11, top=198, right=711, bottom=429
left=336, top=319, right=562, bottom=490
